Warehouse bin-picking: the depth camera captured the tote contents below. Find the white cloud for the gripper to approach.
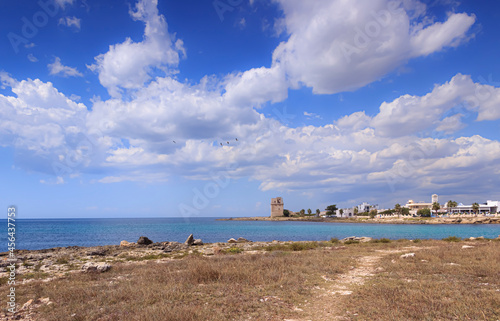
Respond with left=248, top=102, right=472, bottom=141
left=271, top=0, right=476, bottom=94
left=48, top=57, right=83, bottom=77
left=27, top=53, right=38, bottom=62
left=87, top=0, right=185, bottom=97
left=58, top=16, right=81, bottom=30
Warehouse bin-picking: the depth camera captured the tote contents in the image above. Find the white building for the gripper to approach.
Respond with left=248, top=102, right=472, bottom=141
left=450, top=200, right=499, bottom=214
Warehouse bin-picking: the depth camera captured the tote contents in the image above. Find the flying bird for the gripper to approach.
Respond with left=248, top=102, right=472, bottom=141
left=173, top=141, right=176, bottom=143
left=227, top=141, right=229, bottom=144
left=220, top=143, right=223, bottom=146
left=235, top=138, right=238, bottom=141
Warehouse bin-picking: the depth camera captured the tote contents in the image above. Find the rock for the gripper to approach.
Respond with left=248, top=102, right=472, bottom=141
left=87, top=249, right=107, bottom=256
left=162, top=242, right=188, bottom=253
left=476, top=236, right=485, bottom=240
left=184, top=234, right=195, bottom=246
left=137, top=236, right=153, bottom=245
left=400, top=253, right=415, bottom=259
left=193, top=239, right=204, bottom=246
left=468, top=237, right=476, bottom=241
left=120, top=240, right=133, bottom=247
left=462, top=245, right=474, bottom=249
left=227, top=238, right=237, bottom=243
left=237, top=237, right=251, bottom=243
left=82, top=262, right=112, bottom=273
left=21, top=299, right=33, bottom=310
left=341, top=236, right=372, bottom=243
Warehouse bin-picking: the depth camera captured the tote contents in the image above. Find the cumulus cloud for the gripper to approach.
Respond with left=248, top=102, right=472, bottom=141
left=87, top=0, right=185, bottom=97
left=1, top=0, right=498, bottom=207
left=271, top=0, right=476, bottom=94
left=48, top=57, right=83, bottom=77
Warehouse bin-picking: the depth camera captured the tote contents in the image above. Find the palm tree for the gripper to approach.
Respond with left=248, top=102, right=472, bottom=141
left=447, top=200, right=457, bottom=215
left=353, top=207, right=359, bottom=216
left=300, top=209, right=305, bottom=216
left=307, top=208, right=312, bottom=215
left=472, top=202, right=480, bottom=216
left=339, top=209, right=344, bottom=217
left=432, top=202, right=440, bottom=216
left=315, top=209, right=320, bottom=217
left=394, top=204, right=401, bottom=218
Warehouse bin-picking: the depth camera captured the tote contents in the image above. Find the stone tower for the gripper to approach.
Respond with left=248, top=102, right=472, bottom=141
left=432, top=194, right=438, bottom=204
left=270, top=197, right=284, bottom=218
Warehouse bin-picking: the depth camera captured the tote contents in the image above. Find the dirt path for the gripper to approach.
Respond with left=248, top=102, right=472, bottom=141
left=286, top=248, right=421, bottom=321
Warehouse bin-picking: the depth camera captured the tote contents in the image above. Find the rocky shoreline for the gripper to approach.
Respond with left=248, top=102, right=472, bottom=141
left=219, top=216, right=500, bottom=224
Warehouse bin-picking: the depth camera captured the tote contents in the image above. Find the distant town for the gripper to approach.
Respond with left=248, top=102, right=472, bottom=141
left=271, top=195, right=500, bottom=218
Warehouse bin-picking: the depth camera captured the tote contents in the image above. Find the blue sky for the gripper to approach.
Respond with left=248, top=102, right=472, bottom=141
left=1, top=0, right=500, bottom=218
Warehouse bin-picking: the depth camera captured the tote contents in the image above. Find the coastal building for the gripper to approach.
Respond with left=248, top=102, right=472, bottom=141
left=336, top=208, right=355, bottom=218
left=356, top=202, right=379, bottom=213
left=449, top=200, right=499, bottom=214
left=270, top=197, right=284, bottom=218
left=405, top=194, right=442, bottom=215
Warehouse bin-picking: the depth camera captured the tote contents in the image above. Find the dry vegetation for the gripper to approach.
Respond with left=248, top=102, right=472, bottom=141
left=1, top=238, right=499, bottom=321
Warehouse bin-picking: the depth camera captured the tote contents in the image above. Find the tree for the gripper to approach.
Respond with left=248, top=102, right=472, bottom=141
left=369, top=209, right=378, bottom=218
left=315, top=209, right=320, bottom=217
left=432, top=202, right=441, bottom=216
left=472, top=202, right=480, bottom=215
left=354, top=207, right=359, bottom=215
left=325, top=205, right=338, bottom=216
left=283, top=209, right=290, bottom=217
left=402, top=207, right=410, bottom=216
left=339, top=209, right=344, bottom=217
left=417, top=208, right=431, bottom=217
left=447, top=200, right=457, bottom=214
left=307, top=208, right=312, bottom=215
left=394, top=204, right=401, bottom=217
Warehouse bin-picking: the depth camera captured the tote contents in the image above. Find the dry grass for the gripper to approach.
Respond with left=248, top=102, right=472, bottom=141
left=5, top=248, right=355, bottom=321
left=341, top=240, right=500, bottom=320
left=3, top=240, right=499, bottom=321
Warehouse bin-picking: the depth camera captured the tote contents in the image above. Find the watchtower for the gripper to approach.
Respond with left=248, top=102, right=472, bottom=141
left=270, top=197, right=284, bottom=218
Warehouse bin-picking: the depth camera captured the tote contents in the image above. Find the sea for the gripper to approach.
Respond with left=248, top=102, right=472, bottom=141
left=1, top=217, right=500, bottom=252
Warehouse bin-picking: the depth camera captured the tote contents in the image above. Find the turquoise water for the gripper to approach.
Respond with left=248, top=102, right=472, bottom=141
left=1, top=217, right=499, bottom=251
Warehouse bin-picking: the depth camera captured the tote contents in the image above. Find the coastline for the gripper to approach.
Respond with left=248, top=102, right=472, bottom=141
left=218, top=215, right=500, bottom=224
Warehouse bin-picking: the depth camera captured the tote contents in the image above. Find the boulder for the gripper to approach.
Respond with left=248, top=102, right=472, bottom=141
left=163, top=242, right=188, bottom=253
left=137, top=236, right=153, bottom=245
left=193, top=239, right=204, bottom=246
left=82, top=262, right=111, bottom=273
left=227, top=238, right=237, bottom=243
left=237, top=237, right=251, bottom=243
left=400, top=253, right=415, bottom=259
left=120, top=240, right=133, bottom=247
left=86, top=249, right=107, bottom=256
left=184, top=234, right=195, bottom=246
left=462, top=245, right=474, bottom=249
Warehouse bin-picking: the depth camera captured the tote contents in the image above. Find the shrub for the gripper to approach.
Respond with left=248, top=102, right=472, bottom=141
left=413, top=239, right=421, bottom=243
left=442, top=236, right=461, bottom=242
left=330, top=237, right=339, bottom=243
left=223, top=247, right=243, bottom=255
left=344, top=240, right=360, bottom=245
left=418, top=208, right=431, bottom=217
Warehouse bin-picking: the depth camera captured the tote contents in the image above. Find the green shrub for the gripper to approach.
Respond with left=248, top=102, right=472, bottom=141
left=330, top=237, right=339, bottom=243
left=442, top=236, right=461, bottom=242
left=344, top=240, right=360, bottom=245
left=413, top=239, right=421, bottom=243
left=223, top=247, right=243, bottom=254
left=418, top=208, right=431, bottom=217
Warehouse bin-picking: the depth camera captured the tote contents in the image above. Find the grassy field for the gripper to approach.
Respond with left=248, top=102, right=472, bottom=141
left=2, top=238, right=499, bottom=320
